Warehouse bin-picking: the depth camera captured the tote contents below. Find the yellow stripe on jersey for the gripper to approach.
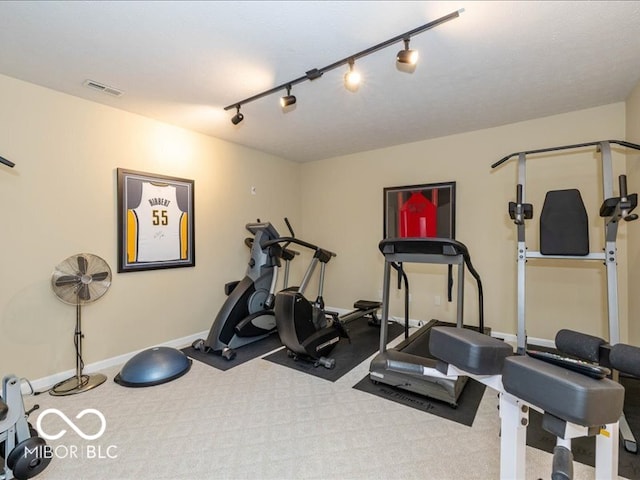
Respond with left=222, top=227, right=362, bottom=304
left=180, top=213, right=188, bottom=260
left=127, top=209, right=138, bottom=262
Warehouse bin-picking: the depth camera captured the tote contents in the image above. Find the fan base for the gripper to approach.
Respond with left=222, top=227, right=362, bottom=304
left=49, top=373, right=107, bottom=396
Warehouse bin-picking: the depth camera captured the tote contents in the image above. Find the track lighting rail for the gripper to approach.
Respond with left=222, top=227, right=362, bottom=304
left=224, top=9, right=463, bottom=118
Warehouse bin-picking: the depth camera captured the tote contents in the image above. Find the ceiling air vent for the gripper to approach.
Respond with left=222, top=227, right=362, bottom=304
left=83, top=79, right=123, bottom=97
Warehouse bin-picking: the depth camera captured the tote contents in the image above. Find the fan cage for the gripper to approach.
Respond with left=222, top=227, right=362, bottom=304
left=51, top=253, right=112, bottom=305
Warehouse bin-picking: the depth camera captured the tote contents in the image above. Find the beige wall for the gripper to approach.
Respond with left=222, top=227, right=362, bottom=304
left=626, top=82, right=640, bottom=344
left=299, top=103, right=629, bottom=344
left=2, top=70, right=638, bottom=383
left=0, top=74, right=300, bottom=380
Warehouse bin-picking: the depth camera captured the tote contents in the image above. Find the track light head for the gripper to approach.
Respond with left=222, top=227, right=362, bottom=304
left=344, top=60, right=361, bottom=92
left=231, top=105, right=244, bottom=125
left=280, top=95, right=296, bottom=108
left=280, top=85, right=297, bottom=109
left=396, top=38, right=419, bottom=66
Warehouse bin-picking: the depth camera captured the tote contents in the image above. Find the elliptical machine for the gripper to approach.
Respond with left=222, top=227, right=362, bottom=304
left=270, top=235, right=381, bottom=369
left=192, top=220, right=295, bottom=360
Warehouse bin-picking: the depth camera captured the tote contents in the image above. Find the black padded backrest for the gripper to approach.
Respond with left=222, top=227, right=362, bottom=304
left=540, top=189, right=589, bottom=255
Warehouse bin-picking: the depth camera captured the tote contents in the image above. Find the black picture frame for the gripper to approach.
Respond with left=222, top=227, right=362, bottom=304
left=116, top=168, right=195, bottom=273
left=383, top=181, right=456, bottom=239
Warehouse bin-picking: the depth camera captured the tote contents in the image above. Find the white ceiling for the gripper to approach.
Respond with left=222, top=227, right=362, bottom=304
left=1, top=1, right=639, bottom=163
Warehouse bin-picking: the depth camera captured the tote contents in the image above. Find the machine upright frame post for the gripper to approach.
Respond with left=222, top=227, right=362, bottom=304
left=456, top=261, right=465, bottom=327
left=516, top=152, right=527, bottom=354
left=599, top=141, right=620, bottom=345
left=379, top=260, right=392, bottom=353
left=499, top=392, right=527, bottom=479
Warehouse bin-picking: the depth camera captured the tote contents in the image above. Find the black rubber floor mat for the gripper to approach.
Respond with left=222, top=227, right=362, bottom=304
left=263, top=317, right=404, bottom=382
left=353, top=375, right=486, bottom=427
left=182, top=333, right=283, bottom=371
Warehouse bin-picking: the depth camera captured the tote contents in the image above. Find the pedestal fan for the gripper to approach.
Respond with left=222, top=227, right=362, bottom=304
left=50, top=253, right=112, bottom=396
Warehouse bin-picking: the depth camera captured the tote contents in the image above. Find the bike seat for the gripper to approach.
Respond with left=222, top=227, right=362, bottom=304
left=354, top=300, right=381, bottom=310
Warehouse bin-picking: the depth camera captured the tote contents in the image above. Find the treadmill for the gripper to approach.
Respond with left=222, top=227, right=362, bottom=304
left=369, top=237, right=485, bottom=406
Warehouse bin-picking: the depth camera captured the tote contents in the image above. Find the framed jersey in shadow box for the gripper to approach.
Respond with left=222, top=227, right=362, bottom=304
left=383, top=181, right=456, bottom=239
left=116, top=168, right=195, bottom=272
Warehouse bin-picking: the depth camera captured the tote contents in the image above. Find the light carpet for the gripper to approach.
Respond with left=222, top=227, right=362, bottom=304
left=19, top=336, right=628, bottom=480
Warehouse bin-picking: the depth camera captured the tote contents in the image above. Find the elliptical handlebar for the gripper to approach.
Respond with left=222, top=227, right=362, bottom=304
left=284, top=217, right=295, bottom=237
left=263, top=236, right=337, bottom=260
left=0, top=154, right=14, bottom=168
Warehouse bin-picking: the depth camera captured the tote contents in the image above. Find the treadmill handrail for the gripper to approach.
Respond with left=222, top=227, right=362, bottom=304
left=380, top=237, right=469, bottom=256
left=491, top=139, right=640, bottom=169
left=379, top=236, right=484, bottom=333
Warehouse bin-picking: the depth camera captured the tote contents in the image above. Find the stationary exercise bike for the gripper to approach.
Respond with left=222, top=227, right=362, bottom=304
left=0, top=376, right=51, bottom=480
left=270, top=234, right=381, bottom=369
left=192, top=220, right=296, bottom=360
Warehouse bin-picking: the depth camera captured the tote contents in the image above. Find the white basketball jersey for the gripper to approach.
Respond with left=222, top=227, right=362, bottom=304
left=133, top=182, right=185, bottom=262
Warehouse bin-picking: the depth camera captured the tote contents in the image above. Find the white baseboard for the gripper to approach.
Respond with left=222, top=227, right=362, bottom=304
left=490, top=331, right=555, bottom=349
left=327, top=306, right=555, bottom=346
left=23, top=330, right=209, bottom=394
left=22, top=310, right=556, bottom=395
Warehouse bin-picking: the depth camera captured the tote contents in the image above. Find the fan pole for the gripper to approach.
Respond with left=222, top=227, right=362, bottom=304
left=50, top=296, right=107, bottom=396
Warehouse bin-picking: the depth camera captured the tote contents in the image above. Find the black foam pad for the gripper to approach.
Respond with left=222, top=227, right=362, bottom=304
left=555, top=329, right=606, bottom=363
left=429, top=326, right=513, bottom=375
left=502, top=356, right=624, bottom=427
left=540, top=189, right=589, bottom=256
left=610, top=343, right=640, bottom=377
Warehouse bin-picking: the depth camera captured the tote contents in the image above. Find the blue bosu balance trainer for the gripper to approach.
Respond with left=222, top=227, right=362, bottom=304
left=115, top=347, right=191, bottom=388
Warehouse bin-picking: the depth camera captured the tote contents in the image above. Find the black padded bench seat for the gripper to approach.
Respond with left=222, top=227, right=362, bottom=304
left=353, top=300, right=381, bottom=310
left=502, top=356, right=624, bottom=427
left=429, top=326, right=625, bottom=428
left=429, top=326, right=512, bottom=375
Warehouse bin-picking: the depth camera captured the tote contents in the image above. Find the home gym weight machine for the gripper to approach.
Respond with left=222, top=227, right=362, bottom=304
left=1, top=376, right=51, bottom=480
left=369, top=237, right=485, bottom=406
left=1, top=157, right=51, bottom=479
left=192, top=220, right=297, bottom=360
left=491, top=139, right=640, bottom=453
left=385, top=324, right=638, bottom=479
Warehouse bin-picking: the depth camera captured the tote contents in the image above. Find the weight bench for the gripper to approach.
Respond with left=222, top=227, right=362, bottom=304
left=0, top=375, right=51, bottom=480
left=386, top=327, right=625, bottom=479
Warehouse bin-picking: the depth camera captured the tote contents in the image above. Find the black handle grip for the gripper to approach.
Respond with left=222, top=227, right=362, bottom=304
left=0, top=155, right=15, bottom=168
left=619, top=175, right=629, bottom=198
left=516, top=184, right=523, bottom=204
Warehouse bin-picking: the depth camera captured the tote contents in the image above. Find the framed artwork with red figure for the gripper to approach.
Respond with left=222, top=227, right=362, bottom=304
left=383, top=181, right=456, bottom=239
